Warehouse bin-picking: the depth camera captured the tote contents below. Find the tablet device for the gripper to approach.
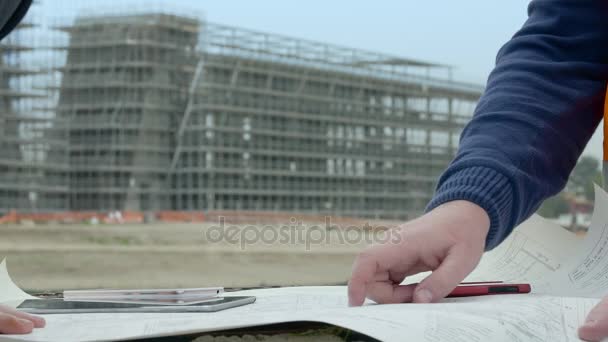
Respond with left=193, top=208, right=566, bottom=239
left=63, top=287, right=224, bottom=301
left=17, top=296, right=256, bottom=314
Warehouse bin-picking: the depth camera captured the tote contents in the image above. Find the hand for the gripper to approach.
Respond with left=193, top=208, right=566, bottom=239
left=0, top=304, right=45, bottom=334
left=579, top=297, right=608, bottom=341
left=348, top=200, right=490, bottom=306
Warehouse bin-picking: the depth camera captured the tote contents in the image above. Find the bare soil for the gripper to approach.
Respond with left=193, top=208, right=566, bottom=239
left=0, top=222, right=367, bottom=291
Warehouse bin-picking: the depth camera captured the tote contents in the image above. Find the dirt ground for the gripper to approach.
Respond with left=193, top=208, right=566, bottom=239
left=0, top=222, right=372, bottom=291
left=0, top=222, right=382, bottom=341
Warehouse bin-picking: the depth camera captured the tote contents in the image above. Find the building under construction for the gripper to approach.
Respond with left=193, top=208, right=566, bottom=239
left=3, top=11, right=483, bottom=220
left=0, top=14, right=69, bottom=214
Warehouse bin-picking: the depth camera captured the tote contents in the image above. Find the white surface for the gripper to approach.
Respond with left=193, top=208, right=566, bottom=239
left=0, top=260, right=36, bottom=307
left=0, top=286, right=598, bottom=342
left=544, top=185, right=608, bottom=298
left=466, top=214, right=581, bottom=291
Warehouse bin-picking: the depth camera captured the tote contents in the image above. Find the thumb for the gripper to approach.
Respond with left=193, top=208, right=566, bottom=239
left=413, top=247, right=475, bottom=303
left=579, top=297, right=608, bottom=342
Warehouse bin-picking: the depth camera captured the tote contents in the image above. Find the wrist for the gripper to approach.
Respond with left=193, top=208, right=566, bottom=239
left=426, top=165, right=515, bottom=250
left=431, top=200, right=490, bottom=243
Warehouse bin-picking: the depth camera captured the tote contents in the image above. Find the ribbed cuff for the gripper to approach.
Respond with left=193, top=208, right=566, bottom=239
left=426, top=166, right=514, bottom=250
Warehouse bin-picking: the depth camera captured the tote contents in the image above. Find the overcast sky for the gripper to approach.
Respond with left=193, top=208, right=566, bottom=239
left=43, top=0, right=603, bottom=160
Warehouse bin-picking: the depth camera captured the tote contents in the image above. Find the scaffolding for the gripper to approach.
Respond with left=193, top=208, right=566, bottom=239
left=49, top=14, right=200, bottom=211
left=2, top=9, right=483, bottom=220
left=0, top=6, right=69, bottom=213
left=173, top=22, right=482, bottom=220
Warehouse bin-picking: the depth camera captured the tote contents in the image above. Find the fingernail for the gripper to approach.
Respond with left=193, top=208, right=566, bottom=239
left=33, top=316, right=46, bottom=327
left=584, top=318, right=597, bottom=326
left=415, top=289, right=433, bottom=303
left=585, top=311, right=597, bottom=325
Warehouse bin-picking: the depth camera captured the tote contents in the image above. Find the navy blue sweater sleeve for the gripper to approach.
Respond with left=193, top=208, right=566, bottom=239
left=0, top=0, right=32, bottom=41
left=427, top=0, right=608, bottom=250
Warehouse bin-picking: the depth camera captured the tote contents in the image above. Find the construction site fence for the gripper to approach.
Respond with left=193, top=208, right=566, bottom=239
left=0, top=210, right=400, bottom=229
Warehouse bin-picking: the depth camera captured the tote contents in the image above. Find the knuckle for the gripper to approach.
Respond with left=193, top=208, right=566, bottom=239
left=355, top=248, right=381, bottom=267
left=357, top=249, right=375, bottom=261
left=0, top=314, right=20, bottom=328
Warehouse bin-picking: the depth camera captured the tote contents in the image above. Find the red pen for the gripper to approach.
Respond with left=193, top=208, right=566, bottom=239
left=447, top=282, right=531, bottom=298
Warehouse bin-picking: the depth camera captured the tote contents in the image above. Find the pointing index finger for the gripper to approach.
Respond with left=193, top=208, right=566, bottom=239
left=348, top=252, right=378, bottom=306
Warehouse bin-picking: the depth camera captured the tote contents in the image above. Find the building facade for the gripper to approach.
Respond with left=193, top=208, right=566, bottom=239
left=5, top=12, right=483, bottom=220
left=173, top=23, right=482, bottom=220
left=54, top=14, right=200, bottom=211
left=0, top=16, right=69, bottom=213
